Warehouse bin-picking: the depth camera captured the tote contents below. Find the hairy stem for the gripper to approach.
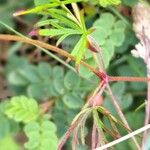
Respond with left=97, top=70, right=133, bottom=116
left=106, top=84, right=141, bottom=150
left=109, top=76, right=150, bottom=82
left=1, top=34, right=150, bottom=83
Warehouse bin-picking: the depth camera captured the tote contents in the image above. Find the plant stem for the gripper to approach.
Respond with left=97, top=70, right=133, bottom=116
left=109, top=76, right=150, bottom=82
left=106, top=84, right=141, bottom=150
left=142, top=37, right=150, bottom=149
left=1, top=34, right=150, bottom=84
left=58, top=116, right=81, bottom=150
left=0, top=34, right=96, bottom=72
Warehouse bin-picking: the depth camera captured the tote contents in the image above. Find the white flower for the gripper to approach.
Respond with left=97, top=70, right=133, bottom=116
left=131, top=42, right=146, bottom=62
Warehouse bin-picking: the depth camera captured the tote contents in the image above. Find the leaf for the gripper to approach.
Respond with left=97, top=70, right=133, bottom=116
left=39, top=28, right=81, bottom=37
left=24, top=120, right=58, bottom=150
left=112, top=82, right=126, bottom=99
left=121, top=94, right=133, bottom=110
left=109, top=29, right=125, bottom=46
left=122, top=0, right=138, bottom=7
left=99, top=0, right=121, bottom=7
left=8, top=71, right=29, bottom=86
left=0, top=116, right=10, bottom=139
left=92, top=13, right=126, bottom=68
left=56, top=34, right=71, bottom=46
left=63, top=92, right=84, bottom=109
left=91, top=27, right=108, bottom=45
left=48, top=9, right=81, bottom=30
left=104, top=82, right=126, bottom=114
left=93, top=13, right=115, bottom=31
left=5, top=96, right=40, bottom=123
left=27, top=83, right=47, bottom=100
left=71, top=35, right=87, bottom=64
left=52, top=66, right=64, bottom=79
left=64, top=70, right=80, bottom=90
left=38, top=62, right=52, bottom=79
left=34, top=0, right=50, bottom=6
left=101, top=40, right=115, bottom=68
left=35, top=19, right=60, bottom=28
left=125, top=111, right=144, bottom=130
left=53, top=78, right=65, bottom=95
left=18, top=65, right=40, bottom=83
left=0, top=136, right=20, bottom=150
left=14, top=0, right=84, bottom=16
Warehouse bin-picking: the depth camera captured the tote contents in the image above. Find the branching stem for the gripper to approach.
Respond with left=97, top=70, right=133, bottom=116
left=0, top=34, right=150, bottom=83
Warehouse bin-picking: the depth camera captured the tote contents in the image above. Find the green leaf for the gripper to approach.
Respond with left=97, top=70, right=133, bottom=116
left=18, top=65, right=40, bottom=83
left=79, top=57, right=96, bottom=79
left=125, top=111, right=144, bottom=130
left=99, top=0, right=121, bottom=7
left=39, top=28, right=81, bottom=37
left=38, top=62, right=52, bottom=79
left=36, top=19, right=64, bottom=29
left=34, top=0, right=50, bottom=6
left=122, top=0, right=138, bottom=7
left=53, top=78, right=65, bottom=95
left=91, top=27, right=108, bottom=45
left=24, top=120, right=58, bottom=150
left=109, top=29, right=125, bottom=46
left=64, top=70, right=80, bottom=90
left=5, top=96, right=40, bottom=123
left=93, top=13, right=115, bottom=31
left=48, top=10, right=81, bottom=30
left=0, top=136, right=20, bottom=150
left=56, top=34, right=71, bottom=46
left=101, top=40, right=115, bottom=68
left=104, top=82, right=126, bottom=114
left=14, top=0, right=84, bottom=16
left=0, top=116, right=10, bottom=139
left=92, top=13, right=126, bottom=68
left=63, top=92, right=84, bottom=109
left=27, top=83, right=47, bottom=100
left=8, top=71, right=29, bottom=86
left=112, top=82, right=126, bottom=98
left=52, top=66, right=64, bottom=79
left=121, top=94, right=133, bottom=110
left=71, top=35, right=87, bottom=64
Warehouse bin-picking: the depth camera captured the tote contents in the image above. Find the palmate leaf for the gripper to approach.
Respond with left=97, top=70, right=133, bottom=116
left=14, top=0, right=90, bottom=66
left=5, top=96, right=40, bottom=123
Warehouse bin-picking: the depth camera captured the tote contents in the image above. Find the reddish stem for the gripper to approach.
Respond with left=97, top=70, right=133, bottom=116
left=109, top=76, right=150, bottom=82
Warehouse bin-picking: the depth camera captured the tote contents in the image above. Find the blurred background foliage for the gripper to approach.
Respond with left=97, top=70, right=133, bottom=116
left=0, top=0, right=148, bottom=149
